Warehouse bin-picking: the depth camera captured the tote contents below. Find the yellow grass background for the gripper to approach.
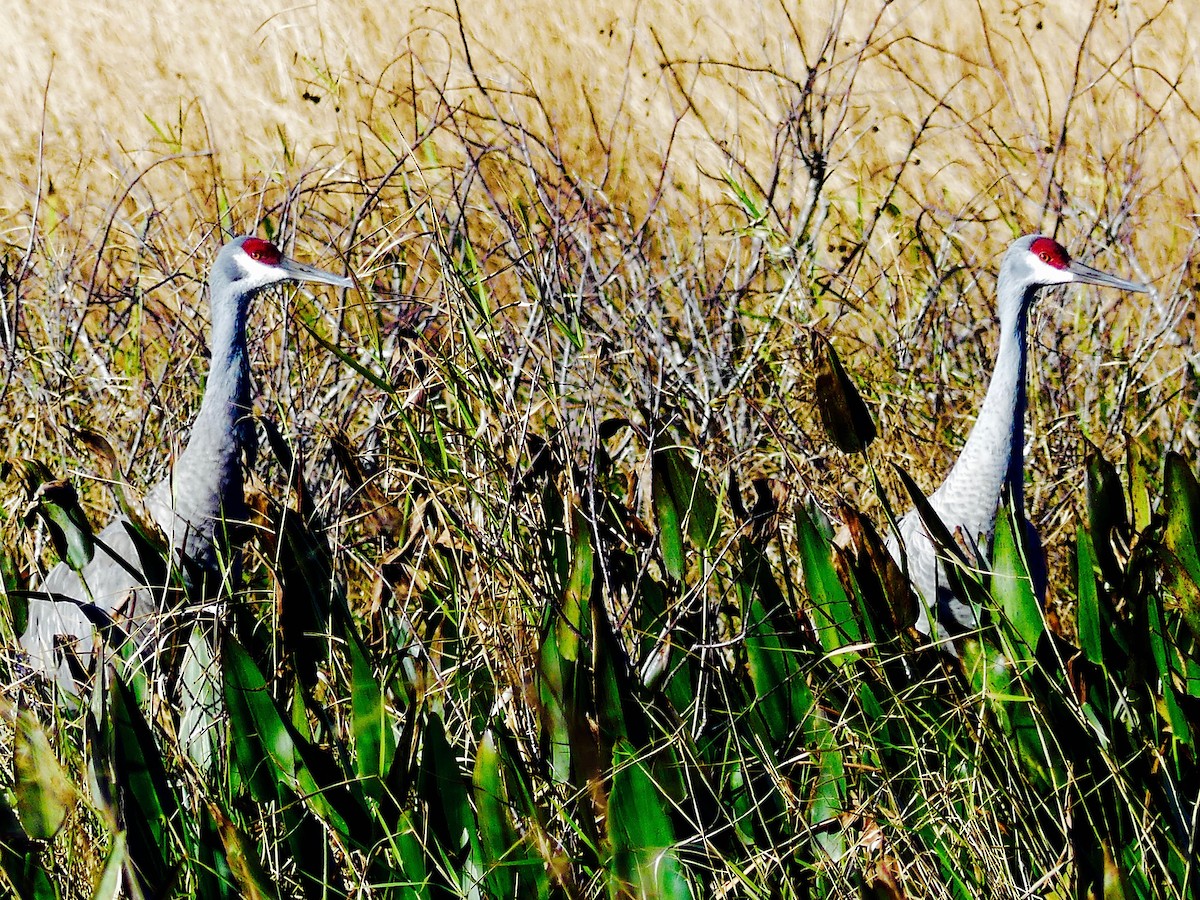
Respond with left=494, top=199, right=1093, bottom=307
left=2, top=0, right=1196, bottom=245
left=1, top=0, right=1197, bottom=610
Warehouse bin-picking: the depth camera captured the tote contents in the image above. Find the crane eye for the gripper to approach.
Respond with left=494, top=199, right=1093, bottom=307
left=241, top=237, right=282, bottom=266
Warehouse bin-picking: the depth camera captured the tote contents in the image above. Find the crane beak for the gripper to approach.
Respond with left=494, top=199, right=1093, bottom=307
left=1067, top=259, right=1148, bottom=293
left=281, top=257, right=353, bottom=289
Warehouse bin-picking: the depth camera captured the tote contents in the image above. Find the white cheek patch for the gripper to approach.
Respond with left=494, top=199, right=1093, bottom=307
left=236, top=256, right=284, bottom=288
left=1027, top=255, right=1073, bottom=285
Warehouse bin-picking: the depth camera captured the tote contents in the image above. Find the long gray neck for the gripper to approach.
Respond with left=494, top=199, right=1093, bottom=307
left=934, top=285, right=1033, bottom=541
left=168, top=281, right=253, bottom=536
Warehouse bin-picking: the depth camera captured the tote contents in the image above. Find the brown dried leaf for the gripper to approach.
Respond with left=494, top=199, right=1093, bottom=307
left=813, top=333, right=877, bottom=454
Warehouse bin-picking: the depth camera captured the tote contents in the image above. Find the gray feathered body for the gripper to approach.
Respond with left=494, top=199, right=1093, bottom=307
left=887, top=301, right=1030, bottom=633
left=885, top=233, right=1146, bottom=636
left=886, top=234, right=1073, bottom=636
left=21, top=242, right=255, bottom=690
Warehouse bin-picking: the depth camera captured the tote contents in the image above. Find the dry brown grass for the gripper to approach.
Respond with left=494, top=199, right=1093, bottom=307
left=2, top=1, right=1196, bottom=224
left=0, top=4, right=1198, bottom=896
left=0, top=0, right=1195, bottom=578
left=2, top=0, right=1199, bottom=620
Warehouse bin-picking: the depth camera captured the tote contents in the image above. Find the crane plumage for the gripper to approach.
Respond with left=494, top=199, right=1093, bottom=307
left=888, top=234, right=1147, bottom=638
left=20, top=235, right=351, bottom=691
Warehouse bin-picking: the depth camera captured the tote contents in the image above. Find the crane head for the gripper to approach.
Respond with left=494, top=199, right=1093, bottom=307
left=1008, top=234, right=1148, bottom=294
left=215, top=236, right=352, bottom=298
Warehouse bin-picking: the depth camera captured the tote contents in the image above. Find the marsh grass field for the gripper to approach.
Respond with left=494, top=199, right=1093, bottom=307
left=0, top=1, right=1198, bottom=897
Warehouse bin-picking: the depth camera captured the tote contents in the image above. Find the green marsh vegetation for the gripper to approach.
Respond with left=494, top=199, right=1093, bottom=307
left=0, top=2, right=1197, bottom=896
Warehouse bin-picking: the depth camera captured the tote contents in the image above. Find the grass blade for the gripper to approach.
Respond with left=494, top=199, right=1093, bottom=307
left=608, top=739, right=692, bottom=900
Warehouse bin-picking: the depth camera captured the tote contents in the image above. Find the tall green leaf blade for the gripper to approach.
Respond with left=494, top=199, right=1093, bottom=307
left=420, top=712, right=471, bottom=856
left=13, top=711, right=75, bottom=841
left=657, top=446, right=721, bottom=549
left=473, top=728, right=519, bottom=900
left=223, top=640, right=300, bottom=786
left=537, top=621, right=573, bottom=785
left=1075, top=525, right=1104, bottom=666
left=1085, top=449, right=1129, bottom=588
left=491, top=728, right=552, bottom=900
left=107, top=674, right=180, bottom=893
left=608, top=739, right=693, bottom=900
left=743, top=593, right=791, bottom=742
left=23, top=464, right=94, bottom=571
left=1163, top=453, right=1200, bottom=642
left=739, top=546, right=813, bottom=741
left=349, top=633, right=395, bottom=792
left=807, top=713, right=846, bottom=861
left=390, top=811, right=433, bottom=899
left=1128, top=443, right=1153, bottom=533
left=796, top=502, right=861, bottom=659
left=652, top=454, right=686, bottom=581
left=558, top=507, right=592, bottom=663
left=990, top=505, right=1043, bottom=663
left=223, top=639, right=355, bottom=840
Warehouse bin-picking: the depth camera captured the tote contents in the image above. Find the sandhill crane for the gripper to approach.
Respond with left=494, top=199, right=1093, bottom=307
left=889, top=234, right=1147, bottom=637
left=20, top=236, right=351, bottom=690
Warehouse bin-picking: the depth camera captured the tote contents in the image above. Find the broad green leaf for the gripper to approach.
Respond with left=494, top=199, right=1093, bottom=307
left=23, top=463, right=94, bottom=571
left=223, top=640, right=299, bottom=786
left=473, top=728, right=519, bottom=900
left=744, top=593, right=793, bottom=742
left=990, top=505, right=1043, bottom=663
left=1103, top=840, right=1133, bottom=900
left=727, top=764, right=756, bottom=845
left=656, top=446, right=721, bottom=549
left=420, top=713, right=471, bottom=855
left=537, top=621, right=573, bottom=784
left=807, top=713, right=846, bottom=861
left=739, top=546, right=813, bottom=741
left=349, top=634, right=396, bottom=791
left=14, top=711, right=75, bottom=840
left=593, top=598, right=633, bottom=744
left=1163, top=453, right=1200, bottom=642
left=796, top=502, right=861, bottom=659
left=608, top=739, right=693, bottom=900
left=490, top=728, right=552, bottom=900
left=964, top=641, right=1062, bottom=794
left=558, top=507, right=592, bottom=663
left=1075, top=526, right=1104, bottom=666
left=107, top=674, right=180, bottom=892
left=390, top=811, right=433, bottom=899
left=1085, top=449, right=1129, bottom=588
left=1184, top=656, right=1200, bottom=702
left=1128, top=443, right=1152, bottom=533
left=222, top=645, right=277, bottom=803
left=652, top=454, right=686, bottom=581
left=223, top=639, right=355, bottom=839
